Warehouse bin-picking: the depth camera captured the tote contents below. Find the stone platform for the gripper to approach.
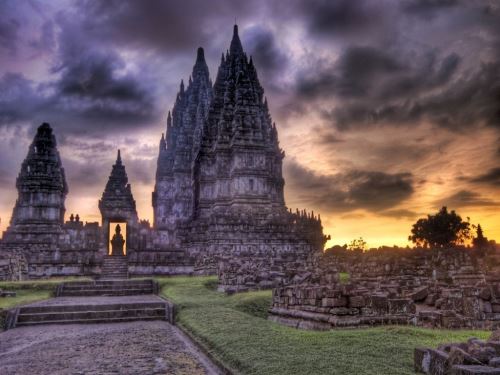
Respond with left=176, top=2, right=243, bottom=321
left=0, top=320, right=222, bottom=375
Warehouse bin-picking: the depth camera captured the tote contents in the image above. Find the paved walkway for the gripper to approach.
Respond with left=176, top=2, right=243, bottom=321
left=0, top=321, right=222, bottom=375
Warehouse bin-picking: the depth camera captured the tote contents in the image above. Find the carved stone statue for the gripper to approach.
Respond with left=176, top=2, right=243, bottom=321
left=110, top=224, right=125, bottom=256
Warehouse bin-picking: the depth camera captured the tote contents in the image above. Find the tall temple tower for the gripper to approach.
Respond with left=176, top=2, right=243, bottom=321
left=99, top=150, right=138, bottom=252
left=193, top=25, right=285, bottom=218
left=153, top=47, right=213, bottom=234
left=3, top=123, right=68, bottom=243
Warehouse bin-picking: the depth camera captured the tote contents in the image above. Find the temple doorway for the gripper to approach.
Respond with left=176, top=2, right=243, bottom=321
left=108, top=221, right=127, bottom=256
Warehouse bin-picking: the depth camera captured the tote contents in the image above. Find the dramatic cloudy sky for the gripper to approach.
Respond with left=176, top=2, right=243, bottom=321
left=0, top=0, right=499, bottom=247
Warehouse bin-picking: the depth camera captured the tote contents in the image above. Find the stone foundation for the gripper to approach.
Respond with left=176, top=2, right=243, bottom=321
left=269, top=270, right=500, bottom=330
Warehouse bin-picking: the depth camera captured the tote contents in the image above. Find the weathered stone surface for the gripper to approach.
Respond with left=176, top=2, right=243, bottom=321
left=0, top=321, right=220, bottom=375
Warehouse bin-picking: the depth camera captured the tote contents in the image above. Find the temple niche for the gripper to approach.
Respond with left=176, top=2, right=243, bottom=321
left=110, top=224, right=125, bottom=256
left=99, top=150, right=138, bottom=254
left=0, top=26, right=326, bottom=287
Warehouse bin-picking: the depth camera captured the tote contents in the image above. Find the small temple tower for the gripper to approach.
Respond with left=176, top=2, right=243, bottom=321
left=99, top=150, right=138, bottom=254
left=4, top=123, right=68, bottom=243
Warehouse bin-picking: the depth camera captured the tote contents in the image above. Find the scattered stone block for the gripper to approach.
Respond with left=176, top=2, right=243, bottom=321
left=451, top=365, right=500, bottom=374
left=428, top=349, right=450, bottom=375
left=415, top=347, right=430, bottom=373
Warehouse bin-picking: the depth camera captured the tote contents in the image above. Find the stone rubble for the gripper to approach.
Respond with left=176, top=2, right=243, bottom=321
left=415, top=330, right=500, bottom=375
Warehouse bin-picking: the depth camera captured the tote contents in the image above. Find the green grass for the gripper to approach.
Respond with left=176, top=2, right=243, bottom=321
left=0, top=277, right=91, bottom=311
left=159, top=276, right=490, bottom=375
left=0, top=279, right=65, bottom=310
left=339, top=272, right=350, bottom=283
left=0, top=289, right=52, bottom=309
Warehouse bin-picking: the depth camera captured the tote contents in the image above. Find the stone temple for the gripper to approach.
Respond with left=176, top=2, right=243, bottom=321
left=0, top=26, right=327, bottom=291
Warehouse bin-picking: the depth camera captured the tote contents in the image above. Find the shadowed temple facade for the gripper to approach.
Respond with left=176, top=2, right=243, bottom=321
left=0, top=26, right=327, bottom=291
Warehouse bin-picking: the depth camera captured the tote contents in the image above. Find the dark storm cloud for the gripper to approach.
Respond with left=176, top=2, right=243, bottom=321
left=54, top=46, right=149, bottom=103
left=29, top=21, right=55, bottom=54
left=401, top=0, right=460, bottom=17
left=0, top=15, right=159, bottom=135
left=296, top=46, right=405, bottom=100
left=0, top=73, right=45, bottom=125
left=288, top=0, right=500, bottom=132
left=0, top=68, right=157, bottom=134
left=297, top=47, right=461, bottom=101
left=243, top=26, right=288, bottom=90
left=303, top=51, right=499, bottom=130
left=296, top=0, right=384, bottom=37
left=379, top=209, right=419, bottom=220
left=0, top=16, right=20, bottom=54
left=436, top=190, right=500, bottom=209
left=76, top=0, right=258, bottom=54
left=470, top=168, right=500, bottom=187
left=285, top=159, right=414, bottom=213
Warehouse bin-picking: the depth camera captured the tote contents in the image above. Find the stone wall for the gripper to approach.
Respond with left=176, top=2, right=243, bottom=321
left=323, top=247, right=487, bottom=281
left=269, top=248, right=500, bottom=330
left=127, top=249, right=194, bottom=276
left=184, top=209, right=325, bottom=292
left=0, top=249, right=28, bottom=281
left=269, top=277, right=500, bottom=330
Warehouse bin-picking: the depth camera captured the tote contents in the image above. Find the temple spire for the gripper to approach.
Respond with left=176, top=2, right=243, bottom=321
left=196, top=47, right=205, bottom=64
left=230, top=24, right=243, bottom=55
left=116, top=149, right=122, bottom=165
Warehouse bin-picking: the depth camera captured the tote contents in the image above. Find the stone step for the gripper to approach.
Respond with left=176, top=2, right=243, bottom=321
left=62, top=284, right=151, bottom=290
left=17, top=308, right=165, bottom=323
left=16, top=315, right=164, bottom=327
left=21, top=302, right=165, bottom=314
left=102, top=270, right=128, bottom=273
left=60, top=280, right=151, bottom=287
left=14, top=300, right=170, bottom=327
left=101, top=269, right=128, bottom=273
left=59, top=289, right=153, bottom=297
left=57, top=279, right=157, bottom=297
left=102, top=264, right=128, bottom=267
left=102, top=268, right=128, bottom=274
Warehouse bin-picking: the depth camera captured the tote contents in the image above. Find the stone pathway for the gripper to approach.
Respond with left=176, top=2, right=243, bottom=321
left=0, top=321, right=222, bottom=375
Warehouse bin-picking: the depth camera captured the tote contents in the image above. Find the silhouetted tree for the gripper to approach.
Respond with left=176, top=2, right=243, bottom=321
left=473, top=224, right=489, bottom=250
left=347, top=237, right=367, bottom=252
left=409, top=207, right=471, bottom=248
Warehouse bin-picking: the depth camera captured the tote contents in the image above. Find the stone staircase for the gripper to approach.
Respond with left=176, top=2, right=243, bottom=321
left=101, top=256, right=129, bottom=279
left=14, top=301, right=168, bottom=326
left=56, top=279, right=158, bottom=297
left=5, top=278, right=174, bottom=329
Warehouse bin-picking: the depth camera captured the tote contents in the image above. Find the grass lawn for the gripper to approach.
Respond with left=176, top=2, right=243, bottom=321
left=0, top=277, right=90, bottom=310
left=159, top=275, right=490, bottom=375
